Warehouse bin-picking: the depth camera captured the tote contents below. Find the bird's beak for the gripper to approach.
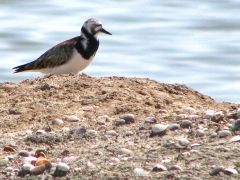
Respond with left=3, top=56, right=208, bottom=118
left=100, top=28, right=112, bottom=35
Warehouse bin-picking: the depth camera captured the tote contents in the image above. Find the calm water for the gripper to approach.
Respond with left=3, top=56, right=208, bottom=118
left=1, top=0, right=240, bottom=103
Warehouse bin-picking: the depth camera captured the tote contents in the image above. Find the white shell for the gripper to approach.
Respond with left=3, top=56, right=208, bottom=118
left=36, top=130, right=47, bottom=134
left=133, top=168, right=150, bottom=176
left=62, top=156, right=79, bottom=164
left=224, top=168, right=238, bottom=175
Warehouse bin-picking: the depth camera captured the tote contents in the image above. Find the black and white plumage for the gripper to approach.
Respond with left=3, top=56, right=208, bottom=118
left=13, top=18, right=112, bottom=74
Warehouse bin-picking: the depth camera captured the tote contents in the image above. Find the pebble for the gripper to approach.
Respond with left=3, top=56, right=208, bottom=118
left=106, top=130, right=118, bottom=137
left=76, top=127, right=87, bottom=134
left=86, top=130, right=98, bottom=136
left=36, top=130, right=47, bottom=135
left=22, top=156, right=37, bottom=165
left=120, top=114, right=135, bottom=124
left=52, top=118, right=64, bottom=125
left=237, top=108, right=240, bottom=118
left=54, top=163, right=70, bottom=176
left=209, top=167, right=224, bottom=176
left=224, top=168, right=238, bottom=175
left=145, top=117, right=157, bottom=124
left=175, top=114, right=188, bottom=120
left=152, top=164, right=167, bottom=171
left=188, top=115, right=199, bottom=120
left=109, top=157, right=120, bottom=165
left=118, top=148, right=133, bottom=156
left=169, top=124, right=180, bottom=131
left=207, top=131, right=218, bottom=138
left=124, top=131, right=134, bottom=136
left=196, top=129, right=205, bottom=137
left=86, top=161, right=96, bottom=169
left=185, top=107, right=195, bottom=114
left=22, top=163, right=35, bottom=172
left=168, top=165, right=182, bottom=170
left=232, top=119, right=240, bottom=131
left=151, top=124, right=168, bottom=136
left=133, top=168, right=150, bottom=176
left=67, top=115, right=79, bottom=122
left=180, top=120, right=192, bottom=128
left=18, top=150, right=30, bottom=157
left=5, top=167, right=13, bottom=172
left=25, top=130, right=33, bottom=134
left=229, top=136, right=240, bottom=143
left=116, top=119, right=126, bottom=125
left=178, top=138, right=190, bottom=146
left=62, top=156, right=79, bottom=164
left=218, top=130, right=231, bottom=138
left=203, top=110, right=215, bottom=119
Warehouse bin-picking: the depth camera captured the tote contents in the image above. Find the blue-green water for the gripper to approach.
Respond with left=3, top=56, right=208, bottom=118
left=1, top=0, right=240, bottom=103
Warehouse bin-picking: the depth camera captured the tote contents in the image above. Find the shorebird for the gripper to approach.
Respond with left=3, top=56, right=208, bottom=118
left=13, top=18, right=112, bottom=74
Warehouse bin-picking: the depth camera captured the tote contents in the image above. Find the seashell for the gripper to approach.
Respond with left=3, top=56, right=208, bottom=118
left=169, top=123, right=180, bottom=131
left=210, top=167, right=224, bottom=176
left=86, top=161, right=96, bottom=169
left=106, top=130, right=118, bottom=137
left=188, top=115, right=199, bottom=120
left=232, top=119, right=240, bottom=131
left=6, top=155, right=14, bottom=161
left=191, top=143, right=201, bottom=149
left=53, top=163, right=70, bottom=177
left=22, top=156, right=37, bottom=165
left=109, top=157, right=120, bottom=165
left=145, top=117, right=157, bottom=124
left=168, top=165, right=182, bottom=170
left=178, top=138, right=190, bottom=146
left=133, top=168, right=150, bottom=176
left=52, top=118, right=64, bottom=125
left=229, top=136, right=240, bottom=143
left=124, top=131, right=134, bottom=136
left=86, top=129, right=98, bottom=136
left=18, top=150, right=30, bottom=157
left=152, top=164, right=167, bottom=171
left=218, top=130, right=231, bottom=138
left=151, top=124, right=168, bottom=136
left=118, top=148, right=133, bottom=157
left=76, top=127, right=87, bottom=134
left=35, top=149, right=48, bottom=158
left=30, top=165, right=45, bottom=175
left=180, top=120, right=192, bottom=128
left=120, top=114, right=135, bottom=124
left=224, top=168, right=238, bottom=175
left=35, top=158, right=52, bottom=170
left=175, top=114, right=188, bottom=121
left=62, top=156, right=79, bottom=164
left=116, top=119, right=126, bottom=126
left=36, top=130, right=47, bottom=135
left=203, top=110, right=215, bottom=119
left=3, top=146, right=16, bottom=152
left=196, top=129, right=205, bottom=137
left=67, top=115, right=79, bottom=122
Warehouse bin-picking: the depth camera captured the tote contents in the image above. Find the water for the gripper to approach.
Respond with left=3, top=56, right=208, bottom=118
left=1, top=0, right=240, bottom=103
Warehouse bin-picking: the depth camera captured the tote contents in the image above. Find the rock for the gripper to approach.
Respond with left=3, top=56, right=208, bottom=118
left=180, top=120, right=192, bottom=128
left=120, top=114, right=135, bottom=124
left=150, top=124, right=168, bottom=136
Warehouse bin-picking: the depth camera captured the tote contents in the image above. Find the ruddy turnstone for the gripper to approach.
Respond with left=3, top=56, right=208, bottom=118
left=13, top=18, right=112, bottom=74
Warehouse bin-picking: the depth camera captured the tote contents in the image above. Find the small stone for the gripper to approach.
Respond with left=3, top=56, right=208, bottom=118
left=237, top=108, right=240, bottom=118
left=207, top=131, right=218, bottom=138
left=86, top=130, right=98, bottom=136
left=178, top=138, right=190, bottom=146
left=218, top=130, right=231, bottom=138
left=168, top=165, right=182, bottom=170
left=185, top=107, right=195, bottom=114
left=5, top=167, right=13, bottom=172
left=196, top=129, right=205, bottom=137
left=210, top=167, right=224, bottom=176
left=109, top=157, right=120, bottom=165
left=180, top=120, right=192, bottom=128
left=54, top=163, right=70, bottom=177
left=18, top=150, right=30, bottom=157
left=232, top=119, right=240, bottom=131
left=116, top=119, right=126, bottom=125
left=188, top=115, right=199, bottom=120
left=229, top=136, right=240, bottom=143
left=145, top=117, right=157, bottom=124
left=120, top=114, right=135, bottom=124
left=203, top=110, right=214, bottom=119
left=76, top=127, right=87, bottom=134
left=133, top=168, right=150, bottom=176
left=106, top=130, right=118, bottom=137
left=0, top=156, right=9, bottom=167
left=169, top=124, right=180, bottom=131
left=152, top=164, right=167, bottom=171
left=22, top=163, right=35, bottom=172
left=118, top=148, right=133, bottom=156
left=175, top=114, right=187, bottom=121
left=224, top=168, right=238, bottom=175
left=67, top=115, right=79, bottom=122
left=86, top=161, right=96, bottom=169
left=52, top=119, right=64, bottom=125
left=22, top=156, right=37, bottom=165
left=124, top=131, right=134, bottom=136
left=36, top=130, right=47, bottom=135
left=151, top=124, right=168, bottom=136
